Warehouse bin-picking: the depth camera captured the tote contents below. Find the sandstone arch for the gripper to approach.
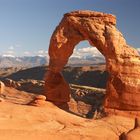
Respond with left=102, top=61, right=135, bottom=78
left=45, top=10, right=140, bottom=114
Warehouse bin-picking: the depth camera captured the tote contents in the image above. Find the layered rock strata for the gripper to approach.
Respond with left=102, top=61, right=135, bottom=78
left=45, top=10, right=140, bottom=116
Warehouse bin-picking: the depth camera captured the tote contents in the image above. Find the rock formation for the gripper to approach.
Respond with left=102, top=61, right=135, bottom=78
left=0, top=81, right=5, bottom=102
left=29, top=95, right=47, bottom=107
left=0, top=81, right=5, bottom=94
left=44, top=10, right=140, bottom=117
left=4, top=78, right=20, bottom=89
left=125, top=118, right=140, bottom=139
left=3, top=79, right=44, bottom=94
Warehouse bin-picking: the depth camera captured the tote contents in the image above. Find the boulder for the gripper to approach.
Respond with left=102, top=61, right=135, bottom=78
left=0, top=81, right=5, bottom=94
left=29, top=94, right=47, bottom=107
left=0, top=97, right=4, bottom=102
left=36, top=95, right=46, bottom=100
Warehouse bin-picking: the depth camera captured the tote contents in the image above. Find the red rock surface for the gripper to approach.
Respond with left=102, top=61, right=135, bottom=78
left=125, top=118, right=140, bottom=140
left=29, top=95, right=47, bottom=107
left=0, top=92, right=135, bottom=140
left=44, top=10, right=140, bottom=116
left=126, top=128, right=140, bottom=140
left=0, top=81, right=5, bottom=94
left=45, top=70, right=71, bottom=103
left=0, top=85, right=139, bottom=139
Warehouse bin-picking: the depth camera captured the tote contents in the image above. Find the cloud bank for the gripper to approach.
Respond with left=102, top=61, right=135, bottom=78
left=71, top=47, right=103, bottom=59
left=1, top=45, right=140, bottom=58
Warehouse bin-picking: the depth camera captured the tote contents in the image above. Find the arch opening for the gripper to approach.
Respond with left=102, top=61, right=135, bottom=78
left=68, top=40, right=105, bottom=66
left=62, top=40, right=107, bottom=118
left=64, top=40, right=107, bottom=89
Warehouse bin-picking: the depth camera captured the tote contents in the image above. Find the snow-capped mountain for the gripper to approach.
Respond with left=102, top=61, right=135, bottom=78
left=0, top=55, right=105, bottom=68
left=0, top=56, right=48, bottom=68
left=0, top=47, right=107, bottom=68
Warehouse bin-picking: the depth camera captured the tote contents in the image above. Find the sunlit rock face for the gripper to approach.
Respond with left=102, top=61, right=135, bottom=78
left=0, top=81, right=5, bottom=94
left=44, top=10, right=140, bottom=115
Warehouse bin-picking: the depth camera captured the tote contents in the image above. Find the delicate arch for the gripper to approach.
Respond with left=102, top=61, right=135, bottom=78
left=44, top=10, right=140, bottom=115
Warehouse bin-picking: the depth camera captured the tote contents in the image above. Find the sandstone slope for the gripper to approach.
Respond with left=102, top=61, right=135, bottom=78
left=0, top=88, right=135, bottom=140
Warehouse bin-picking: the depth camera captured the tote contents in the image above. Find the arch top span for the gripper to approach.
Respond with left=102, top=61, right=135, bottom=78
left=45, top=10, right=140, bottom=116
left=64, top=10, right=116, bottom=25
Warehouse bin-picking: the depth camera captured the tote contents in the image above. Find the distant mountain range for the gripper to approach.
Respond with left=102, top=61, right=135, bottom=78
left=0, top=55, right=105, bottom=68
left=0, top=46, right=139, bottom=68
left=68, top=56, right=105, bottom=67
left=0, top=56, right=48, bottom=68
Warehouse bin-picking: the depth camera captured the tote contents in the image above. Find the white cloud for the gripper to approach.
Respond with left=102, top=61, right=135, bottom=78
left=2, top=54, right=15, bottom=58
left=7, top=50, right=14, bottom=54
left=71, top=47, right=103, bottom=59
left=15, top=44, right=22, bottom=48
left=23, top=51, right=31, bottom=56
left=36, top=50, right=49, bottom=58
left=38, top=50, right=44, bottom=54
left=2, top=50, right=15, bottom=57
left=2, top=44, right=21, bottom=57
left=71, top=47, right=140, bottom=59
left=22, top=50, right=49, bottom=57
left=9, top=46, right=14, bottom=50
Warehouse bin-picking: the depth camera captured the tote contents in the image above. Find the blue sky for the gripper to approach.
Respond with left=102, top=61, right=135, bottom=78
left=0, top=0, right=140, bottom=56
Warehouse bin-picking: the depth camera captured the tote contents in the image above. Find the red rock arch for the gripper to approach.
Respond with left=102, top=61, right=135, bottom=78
left=45, top=10, right=140, bottom=114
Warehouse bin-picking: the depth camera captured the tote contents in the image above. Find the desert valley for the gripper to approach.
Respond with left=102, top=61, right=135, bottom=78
left=0, top=64, right=139, bottom=140
left=0, top=1, right=140, bottom=140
